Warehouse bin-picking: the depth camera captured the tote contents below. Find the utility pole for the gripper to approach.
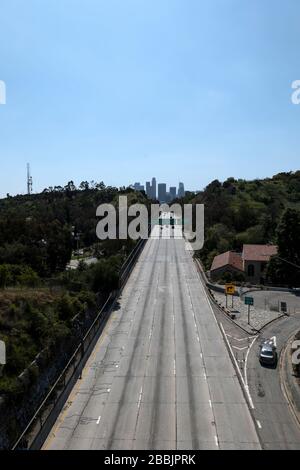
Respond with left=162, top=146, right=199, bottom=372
left=27, top=163, right=33, bottom=195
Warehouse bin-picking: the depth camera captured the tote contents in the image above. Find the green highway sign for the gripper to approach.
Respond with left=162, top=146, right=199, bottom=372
left=245, top=296, right=254, bottom=306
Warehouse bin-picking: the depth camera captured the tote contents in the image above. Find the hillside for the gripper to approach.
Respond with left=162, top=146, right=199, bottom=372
left=186, top=171, right=300, bottom=277
left=0, top=181, right=148, bottom=276
left=0, top=182, right=150, bottom=448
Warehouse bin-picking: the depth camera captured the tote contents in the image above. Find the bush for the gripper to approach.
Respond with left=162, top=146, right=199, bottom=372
left=0, top=264, right=40, bottom=288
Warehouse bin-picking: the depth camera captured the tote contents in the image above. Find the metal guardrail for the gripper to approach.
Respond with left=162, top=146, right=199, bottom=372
left=12, top=230, right=151, bottom=450
left=12, top=293, right=114, bottom=450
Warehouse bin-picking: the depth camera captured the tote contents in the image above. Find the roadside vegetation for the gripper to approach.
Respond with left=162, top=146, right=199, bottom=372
left=0, top=181, right=150, bottom=447
left=184, top=171, right=300, bottom=286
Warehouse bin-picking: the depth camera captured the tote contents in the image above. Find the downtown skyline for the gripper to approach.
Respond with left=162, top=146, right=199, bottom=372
left=132, top=178, right=186, bottom=202
left=1, top=1, right=300, bottom=199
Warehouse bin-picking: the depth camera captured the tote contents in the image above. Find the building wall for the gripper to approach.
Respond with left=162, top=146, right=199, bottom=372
left=210, top=265, right=244, bottom=282
left=244, top=260, right=264, bottom=284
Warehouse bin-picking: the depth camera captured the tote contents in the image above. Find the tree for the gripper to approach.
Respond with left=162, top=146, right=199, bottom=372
left=267, top=208, right=300, bottom=286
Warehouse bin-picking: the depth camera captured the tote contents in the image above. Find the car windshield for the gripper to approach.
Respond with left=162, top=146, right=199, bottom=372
left=262, top=350, right=273, bottom=357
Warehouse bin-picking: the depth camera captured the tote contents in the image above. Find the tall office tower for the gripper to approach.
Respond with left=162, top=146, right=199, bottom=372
left=133, top=182, right=144, bottom=191
left=146, top=181, right=151, bottom=198
left=169, top=186, right=177, bottom=201
left=165, top=192, right=171, bottom=203
left=158, top=183, right=167, bottom=202
left=151, top=177, right=157, bottom=199
left=178, top=182, right=185, bottom=198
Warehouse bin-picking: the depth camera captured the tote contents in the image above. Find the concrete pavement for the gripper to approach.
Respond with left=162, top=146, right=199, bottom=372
left=44, top=226, right=260, bottom=450
left=247, top=314, right=300, bottom=449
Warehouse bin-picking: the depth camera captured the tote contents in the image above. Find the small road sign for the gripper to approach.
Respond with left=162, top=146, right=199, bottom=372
left=225, top=284, right=235, bottom=295
left=244, top=296, right=254, bottom=325
left=245, top=296, right=254, bottom=306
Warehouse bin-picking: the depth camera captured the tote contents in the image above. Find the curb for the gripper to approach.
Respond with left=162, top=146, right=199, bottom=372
left=196, top=256, right=287, bottom=336
left=188, top=253, right=263, bottom=449
left=197, top=271, right=263, bottom=449
left=280, top=336, right=300, bottom=429
left=193, top=259, right=256, bottom=336
left=258, top=313, right=286, bottom=332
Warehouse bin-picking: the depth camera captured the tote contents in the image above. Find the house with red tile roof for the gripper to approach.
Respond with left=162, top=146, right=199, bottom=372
left=210, top=244, right=278, bottom=284
left=242, top=244, right=277, bottom=284
left=210, top=250, right=244, bottom=282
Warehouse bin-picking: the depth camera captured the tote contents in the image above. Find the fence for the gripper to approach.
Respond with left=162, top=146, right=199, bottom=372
left=12, top=231, right=150, bottom=450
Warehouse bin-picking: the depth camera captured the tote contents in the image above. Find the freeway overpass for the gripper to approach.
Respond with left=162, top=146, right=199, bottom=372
left=44, top=223, right=260, bottom=450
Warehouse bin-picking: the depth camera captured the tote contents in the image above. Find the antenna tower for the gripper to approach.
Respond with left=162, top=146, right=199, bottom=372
left=27, top=163, right=33, bottom=195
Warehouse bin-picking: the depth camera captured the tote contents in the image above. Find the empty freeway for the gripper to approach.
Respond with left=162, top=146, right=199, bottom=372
left=44, top=225, right=260, bottom=450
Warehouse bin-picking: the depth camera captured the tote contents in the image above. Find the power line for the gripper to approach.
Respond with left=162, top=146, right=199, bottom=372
left=274, top=255, right=300, bottom=270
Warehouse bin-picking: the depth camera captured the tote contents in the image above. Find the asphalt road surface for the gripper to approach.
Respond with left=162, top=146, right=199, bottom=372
left=247, top=314, right=300, bottom=449
left=44, top=227, right=260, bottom=450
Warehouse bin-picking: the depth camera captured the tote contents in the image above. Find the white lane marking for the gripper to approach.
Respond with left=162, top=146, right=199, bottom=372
left=232, top=345, right=248, bottom=351
left=200, top=352, right=203, bottom=359
left=138, top=386, right=143, bottom=408
left=115, top=364, right=119, bottom=368
left=214, top=435, right=219, bottom=447
left=226, top=334, right=254, bottom=341
left=173, top=359, right=176, bottom=376
left=197, top=335, right=200, bottom=343
left=194, top=256, right=257, bottom=411
left=244, top=336, right=258, bottom=388
left=209, top=399, right=212, bottom=408
left=256, top=420, right=262, bottom=429
left=107, top=388, right=111, bottom=393
left=203, top=371, right=207, bottom=379
left=96, top=415, right=101, bottom=425
left=220, top=323, right=255, bottom=410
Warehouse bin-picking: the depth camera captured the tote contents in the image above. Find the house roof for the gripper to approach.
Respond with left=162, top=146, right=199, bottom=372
left=211, top=251, right=243, bottom=272
left=242, top=244, right=277, bottom=262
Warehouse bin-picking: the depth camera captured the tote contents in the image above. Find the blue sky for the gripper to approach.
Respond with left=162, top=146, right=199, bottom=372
left=0, top=0, right=300, bottom=197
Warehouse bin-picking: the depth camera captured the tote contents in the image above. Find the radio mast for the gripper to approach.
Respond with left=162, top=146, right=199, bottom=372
left=27, top=163, right=33, bottom=195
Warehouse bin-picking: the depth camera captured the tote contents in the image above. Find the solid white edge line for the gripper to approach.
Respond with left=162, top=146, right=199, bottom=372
left=193, top=258, right=256, bottom=411
left=219, top=322, right=255, bottom=410
left=96, top=416, right=101, bottom=425
left=244, top=336, right=258, bottom=388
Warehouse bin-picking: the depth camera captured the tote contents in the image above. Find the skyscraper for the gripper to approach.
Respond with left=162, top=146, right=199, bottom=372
left=158, top=183, right=167, bottom=202
left=133, top=182, right=144, bottom=192
left=146, top=181, right=151, bottom=198
left=178, top=182, right=185, bottom=198
left=169, top=186, right=177, bottom=201
left=151, top=177, right=157, bottom=199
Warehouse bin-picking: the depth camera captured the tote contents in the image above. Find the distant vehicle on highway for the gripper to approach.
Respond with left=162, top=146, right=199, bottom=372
left=259, top=341, right=277, bottom=366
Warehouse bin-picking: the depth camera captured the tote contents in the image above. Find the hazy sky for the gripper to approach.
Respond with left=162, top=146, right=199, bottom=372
left=0, top=0, right=300, bottom=197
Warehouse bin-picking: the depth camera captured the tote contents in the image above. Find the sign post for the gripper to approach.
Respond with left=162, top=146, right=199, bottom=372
left=225, top=284, right=235, bottom=309
left=244, top=296, right=254, bottom=325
